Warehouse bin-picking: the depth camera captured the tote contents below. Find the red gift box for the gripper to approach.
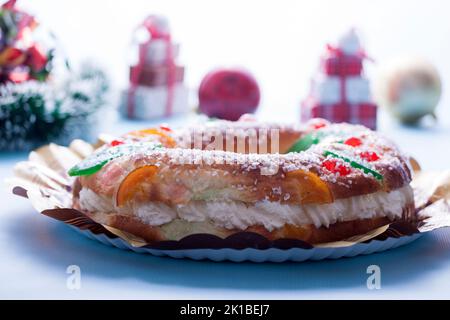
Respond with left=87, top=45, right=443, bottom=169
left=321, top=54, right=363, bottom=76
left=355, top=102, right=377, bottom=118
left=130, top=65, right=184, bottom=87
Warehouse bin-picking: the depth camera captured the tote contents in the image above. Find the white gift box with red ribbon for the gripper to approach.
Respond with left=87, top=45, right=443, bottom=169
left=301, top=30, right=377, bottom=129
left=125, top=15, right=189, bottom=120
left=120, top=84, right=189, bottom=120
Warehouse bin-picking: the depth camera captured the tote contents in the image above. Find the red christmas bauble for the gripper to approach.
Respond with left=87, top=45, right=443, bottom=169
left=198, top=68, right=260, bottom=121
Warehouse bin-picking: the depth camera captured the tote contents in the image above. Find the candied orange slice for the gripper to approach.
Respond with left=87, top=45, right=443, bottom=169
left=116, top=165, right=158, bottom=207
left=285, top=170, right=333, bottom=204
left=127, top=128, right=176, bottom=148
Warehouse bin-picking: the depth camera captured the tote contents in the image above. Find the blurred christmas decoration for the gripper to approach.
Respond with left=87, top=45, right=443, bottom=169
left=198, top=68, right=260, bottom=121
left=301, top=29, right=378, bottom=130
left=120, top=15, right=189, bottom=120
left=374, top=57, right=441, bottom=125
left=0, top=0, right=110, bottom=151
left=0, top=0, right=53, bottom=84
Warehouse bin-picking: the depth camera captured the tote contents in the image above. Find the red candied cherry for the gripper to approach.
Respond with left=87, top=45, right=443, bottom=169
left=344, top=137, right=362, bottom=147
left=110, top=140, right=124, bottom=147
left=322, top=159, right=352, bottom=176
left=159, top=124, right=172, bottom=132
left=359, top=151, right=380, bottom=162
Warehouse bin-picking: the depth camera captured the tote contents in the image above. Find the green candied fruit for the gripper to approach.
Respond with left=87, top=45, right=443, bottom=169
left=68, top=142, right=163, bottom=177
left=287, top=132, right=324, bottom=153
left=323, top=150, right=383, bottom=181
left=68, top=147, right=124, bottom=177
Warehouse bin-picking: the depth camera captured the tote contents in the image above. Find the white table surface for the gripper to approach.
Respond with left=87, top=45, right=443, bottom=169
left=1, top=109, right=450, bottom=300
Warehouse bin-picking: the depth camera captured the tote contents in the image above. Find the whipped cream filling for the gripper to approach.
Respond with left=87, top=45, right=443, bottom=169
left=78, top=186, right=413, bottom=231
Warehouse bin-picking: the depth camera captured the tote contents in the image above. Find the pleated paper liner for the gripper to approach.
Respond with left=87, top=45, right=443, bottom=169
left=7, top=139, right=450, bottom=253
